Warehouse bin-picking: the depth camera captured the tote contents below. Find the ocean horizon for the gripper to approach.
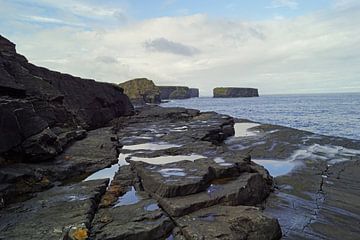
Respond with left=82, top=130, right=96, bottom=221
left=162, top=92, right=360, bottom=141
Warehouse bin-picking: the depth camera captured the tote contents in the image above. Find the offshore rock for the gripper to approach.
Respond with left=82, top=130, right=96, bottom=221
left=213, top=87, right=259, bottom=98
left=189, top=88, right=199, bottom=98
left=119, top=78, right=161, bottom=105
left=159, top=86, right=191, bottom=99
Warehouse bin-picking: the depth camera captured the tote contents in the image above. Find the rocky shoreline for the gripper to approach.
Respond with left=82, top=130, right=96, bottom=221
left=1, top=35, right=360, bottom=240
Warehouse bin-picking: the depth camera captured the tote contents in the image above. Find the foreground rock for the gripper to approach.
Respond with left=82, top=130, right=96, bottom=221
left=176, top=205, right=282, bottom=239
left=213, top=87, right=259, bottom=98
left=119, top=78, right=161, bottom=105
left=0, top=179, right=108, bottom=240
left=225, top=120, right=360, bottom=239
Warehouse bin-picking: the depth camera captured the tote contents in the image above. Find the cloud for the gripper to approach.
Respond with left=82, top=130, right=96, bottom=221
left=268, top=0, right=299, bottom=9
left=144, top=37, right=200, bottom=56
left=6, top=4, right=360, bottom=95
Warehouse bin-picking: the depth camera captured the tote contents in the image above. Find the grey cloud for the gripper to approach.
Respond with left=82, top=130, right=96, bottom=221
left=144, top=38, right=200, bottom=56
left=96, top=56, right=118, bottom=64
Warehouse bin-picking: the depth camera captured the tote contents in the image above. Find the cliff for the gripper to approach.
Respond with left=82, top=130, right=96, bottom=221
left=213, top=87, right=259, bottom=98
left=0, top=35, right=134, bottom=162
left=159, top=86, right=191, bottom=99
left=119, top=78, right=161, bottom=105
left=189, top=88, right=199, bottom=98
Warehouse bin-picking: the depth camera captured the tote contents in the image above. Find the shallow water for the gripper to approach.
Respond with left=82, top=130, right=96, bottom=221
left=130, top=154, right=206, bottom=165
left=252, top=159, right=301, bottom=177
left=114, top=187, right=141, bottom=207
left=233, top=122, right=261, bottom=137
left=158, top=168, right=187, bottom=177
left=123, top=142, right=181, bottom=151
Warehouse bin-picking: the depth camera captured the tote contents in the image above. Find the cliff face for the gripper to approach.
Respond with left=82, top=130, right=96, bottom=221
left=119, top=78, right=161, bottom=105
left=189, top=88, right=199, bottom=98
left=213, top=87, right=259, bottom=98
left=0, top=35, right=133, bottom=162
left=159, top=86, right=191, bottom=99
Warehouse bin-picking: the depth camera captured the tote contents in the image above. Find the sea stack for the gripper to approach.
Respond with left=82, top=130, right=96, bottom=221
left=213, top=87, right=259, bottom=98
left=119, top=78, right=161, bottom=105
left=159, top=86, right=191, bottom=99
left=189, top=88, right=199, bottom=98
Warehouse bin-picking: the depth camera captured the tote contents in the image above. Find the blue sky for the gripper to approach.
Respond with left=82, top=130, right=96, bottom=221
left=0, top=0, right=359, bottom=95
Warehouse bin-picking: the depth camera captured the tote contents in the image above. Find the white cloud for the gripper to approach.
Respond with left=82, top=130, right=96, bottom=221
left=8, top=4, right=360, bottom=95
left=268, top=0, right=299, bottom=9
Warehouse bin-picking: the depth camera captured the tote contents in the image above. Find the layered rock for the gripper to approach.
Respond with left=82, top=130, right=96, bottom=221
left=119, top=78, right=161, bottom=105
left=0, top=35, right=133, bottom=163
left=213, top=87, right=259, bottom=98
left=159, top=86, right=191, bottom=99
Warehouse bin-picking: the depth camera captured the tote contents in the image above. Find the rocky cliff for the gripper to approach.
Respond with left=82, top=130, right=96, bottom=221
left=189, top=88, right=199, bottom=98
left=0, top=35, right=133, bottom=163
left=213, top=87, right=259, bottom=98
left=159, top=86, right=191, bottom=99
left=119, top=78, right=161, bottom=105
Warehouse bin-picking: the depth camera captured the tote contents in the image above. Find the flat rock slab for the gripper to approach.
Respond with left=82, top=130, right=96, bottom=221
left=0, top=179, right=108, bottom=240
left=92, top=197, right=174, bottom=240
left=158, top=172, right=270, bottom=217
left=176, top=205, right=281, bottom=240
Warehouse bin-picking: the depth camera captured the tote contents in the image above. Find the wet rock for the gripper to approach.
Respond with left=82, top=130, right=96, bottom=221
left=158, top=172, right=270, bottom=217
left=0, top=179, right=108, bottom=240
left=92, top=198, right=174, bottom=240
left=176, top=205, right=281, bottom=240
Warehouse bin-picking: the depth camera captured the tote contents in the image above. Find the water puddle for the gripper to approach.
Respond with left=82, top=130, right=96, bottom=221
left=213, top=157, right=233, bottom=167
left=234, top=122, right=261, bottom=137
left=158, top=168, right=187, bottom=177
left=252, top=159, right=301, bottom=177
left=114, top=186, right=141, bottom=207
left=123, top=142, right=181, bottom=151
left=83, top=163, right=119, bottom=182
left=130, top=154, right=206, bottom=165
left=83, top=153, right=130, bottom=183
left=289, top=144, right=360, bottom=165
left=144, top=203, right=160, bottom=211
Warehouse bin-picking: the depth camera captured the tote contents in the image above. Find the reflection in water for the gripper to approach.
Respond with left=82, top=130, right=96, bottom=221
left=253, top=159, right=301, bottom=177
left=114, top=186, right=141, bottom=207
left=130, top=154, right=206, bottom=165
left=83, top=153, right=130, bottom=183
left=144, top=203, right=159, bottom=211
left=158, top=168, right=187, bottom=177
left=123, top=142, right=181, bottom=151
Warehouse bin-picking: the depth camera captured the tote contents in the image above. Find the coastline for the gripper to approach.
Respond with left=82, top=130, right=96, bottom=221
left=1, top=104, right=360, bottom=239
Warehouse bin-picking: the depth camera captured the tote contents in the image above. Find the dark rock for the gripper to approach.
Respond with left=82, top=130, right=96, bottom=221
left=176, top=205, right=282, bottom=240
left=213, top=87, right=259, bottom=98
left=0, top=179, right=108, bottom=240
left=92, top=198, right=174, bottom=240
left=0, top=35, right=134, bottom=163
left=119, top=78, right=161, bottom=105
left=189, top=88, right=199, bottom=98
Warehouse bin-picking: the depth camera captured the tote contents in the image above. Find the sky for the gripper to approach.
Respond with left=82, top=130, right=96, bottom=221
left=0, top=0, right=359, bottom=96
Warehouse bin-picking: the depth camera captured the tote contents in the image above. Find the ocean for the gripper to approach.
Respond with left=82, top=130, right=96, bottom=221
left=161, top=93, right=360, bottom=140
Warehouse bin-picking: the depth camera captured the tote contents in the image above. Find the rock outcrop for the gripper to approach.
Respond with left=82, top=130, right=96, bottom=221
left=0, top=35, right=133, bottom=163
left=213, top=87, right=259, bottom=98
left=159, top=86, right=191, bottom=99
left=189, top=88, right=199, bottom=98
left=119, top=78, right=161, bottom=105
